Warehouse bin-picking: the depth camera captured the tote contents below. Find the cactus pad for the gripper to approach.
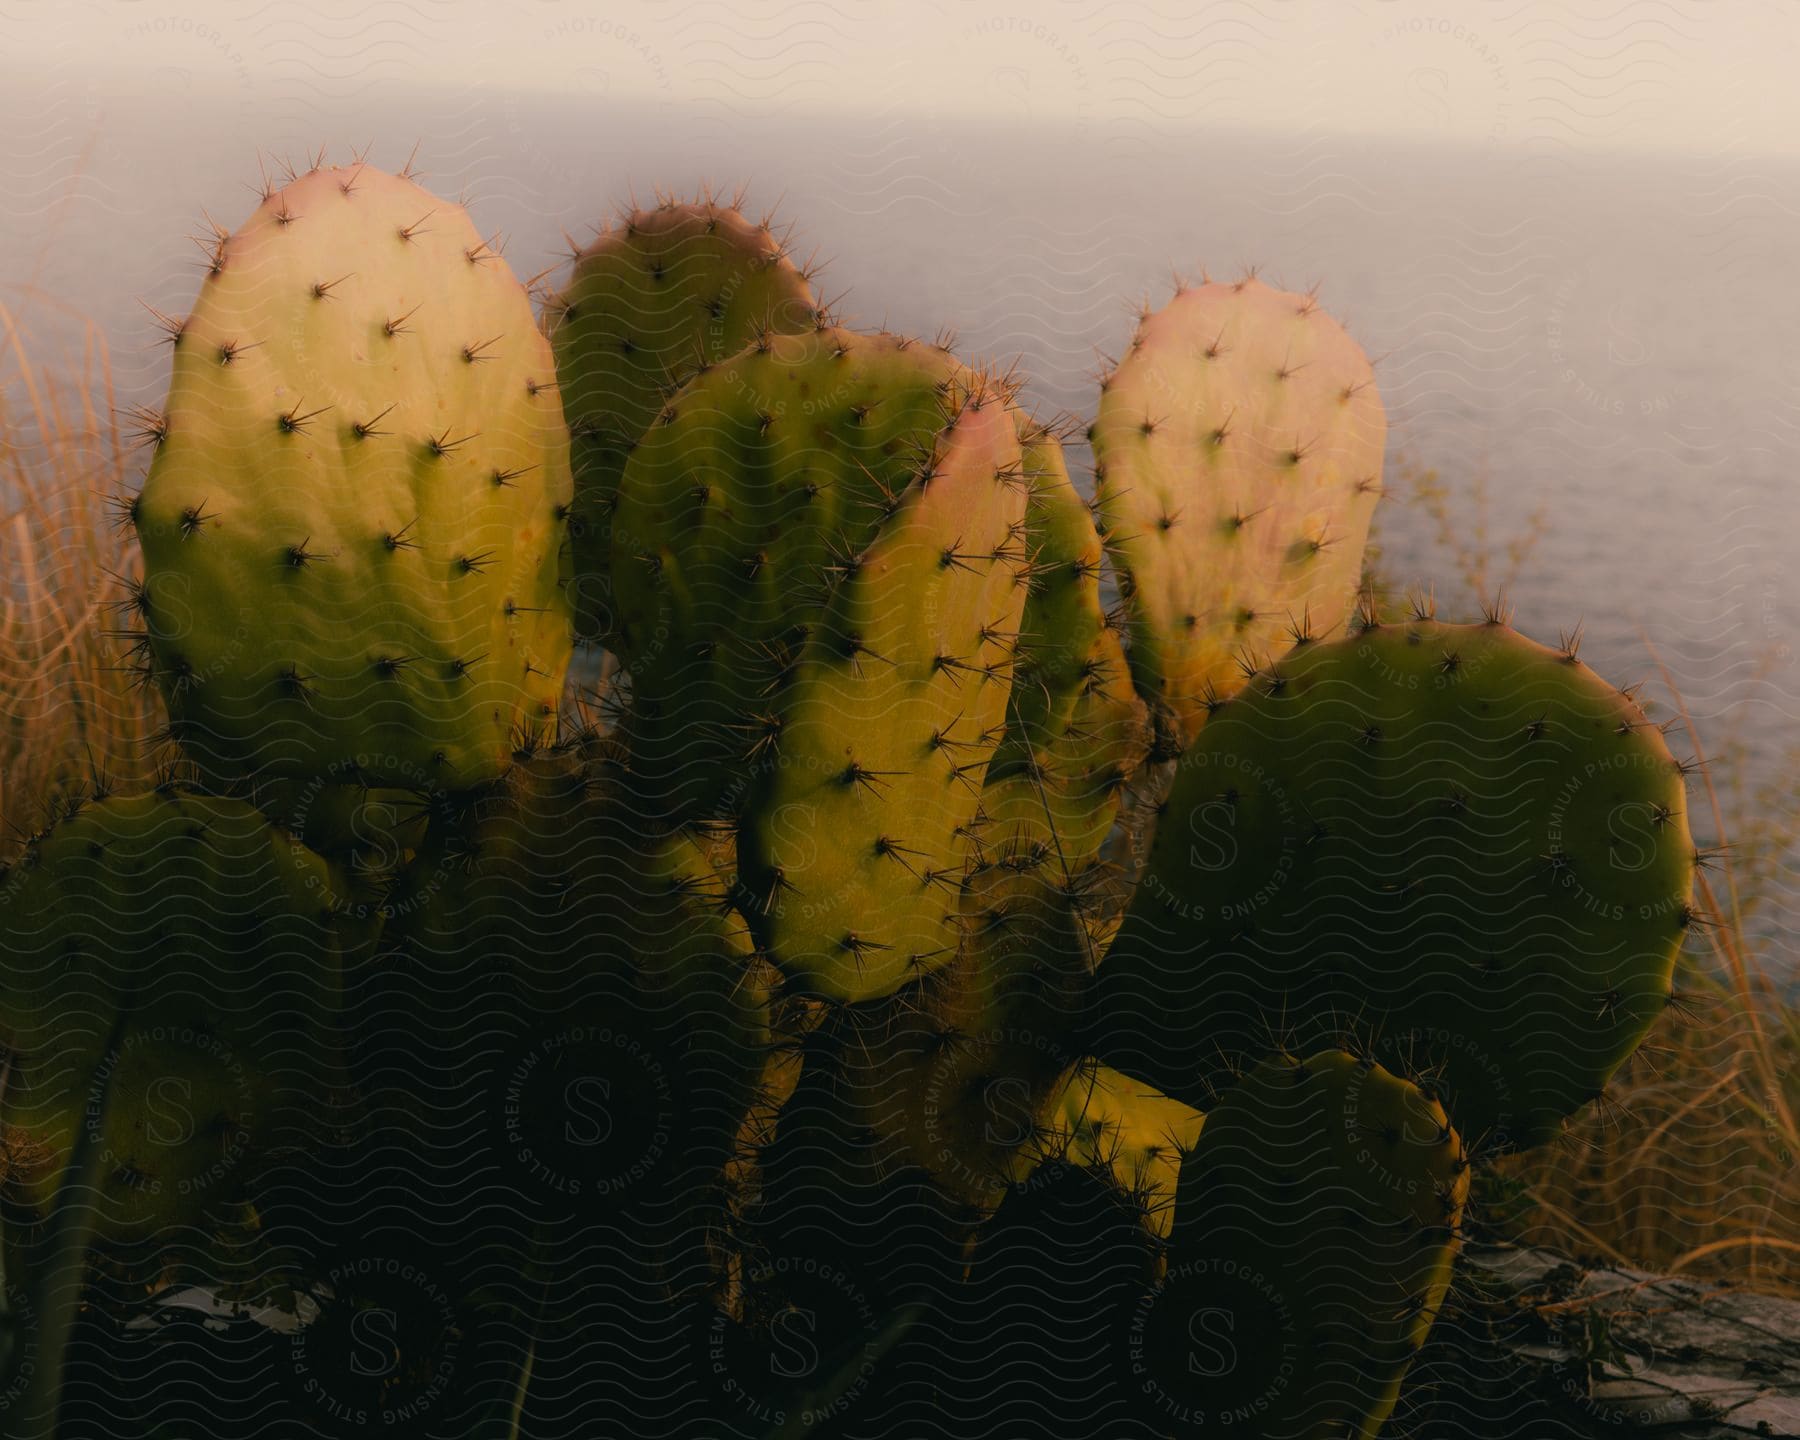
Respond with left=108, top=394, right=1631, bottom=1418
left=1091, top=618, right=1696, bottom=1150
left=982, top=416, right=1148, bottom=873
left=607, top=325, right=976, bottom=821
left=807, top=855, right=1097, bottom=1208
left=1032, top=1061, right=1202, bottom=1235
left=735, top=380, right=1030, bottom=1000
left=0, top=790, right=346, bottom=1241
left=1093, top=277, right=1386, bottom=750
left=132, top=159, right=572, bottom=793
left=373, top=741, right=773, bottom=1236
left=1136, top=1049, right=1466, bottom=1439
left=545, top=190, right=819, bottom=646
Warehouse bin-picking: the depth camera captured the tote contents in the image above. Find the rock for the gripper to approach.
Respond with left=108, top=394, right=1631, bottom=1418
left=1396, top=1243, right=1800, bottom=1438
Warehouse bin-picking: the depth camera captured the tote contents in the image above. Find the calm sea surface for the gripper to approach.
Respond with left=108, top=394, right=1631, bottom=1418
left=5, top=83, right=1798, bottom=978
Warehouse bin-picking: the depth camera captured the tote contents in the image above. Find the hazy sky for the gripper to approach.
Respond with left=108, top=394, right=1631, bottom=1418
left=6, top=0, right=1794, bottom=158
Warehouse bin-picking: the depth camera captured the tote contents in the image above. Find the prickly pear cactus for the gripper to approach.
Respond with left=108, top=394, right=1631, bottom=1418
left=1090, top=616, right=1696, bottom=1150
left=1092, top=277, right=1386, bottom=751
left=0, top=789, right=347, bottom=1243
left=130, top=158, right=573, bottom=793
left=735, top=371, right=1031, bottom=1001
left=981, top=415, right=1148, bottom=873
left=1137, top=1049, right=1467, bottom=1440
left=543, top=190, right=819, bottom=645
left=23, top=166, right=1718, bottom=1435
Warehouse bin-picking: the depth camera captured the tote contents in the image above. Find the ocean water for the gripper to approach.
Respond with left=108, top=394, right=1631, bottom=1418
left=5, top=76, right=1798, bottom=974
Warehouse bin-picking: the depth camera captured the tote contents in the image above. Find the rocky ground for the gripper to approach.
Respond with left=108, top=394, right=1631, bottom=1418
left=1396, top=1245, right=1800, bottom=1437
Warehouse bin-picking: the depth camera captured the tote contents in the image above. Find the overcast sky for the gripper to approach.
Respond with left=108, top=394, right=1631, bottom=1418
left=4, top=0, right=1793, bottom=158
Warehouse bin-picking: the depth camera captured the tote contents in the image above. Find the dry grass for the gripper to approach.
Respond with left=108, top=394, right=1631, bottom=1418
left=0, top=298, right=159, bottom=859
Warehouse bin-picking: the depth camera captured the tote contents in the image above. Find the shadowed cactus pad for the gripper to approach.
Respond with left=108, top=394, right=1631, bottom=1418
left=544, top=190, right=819, bottom=645
left=132, top=159, right=572, bottom=792
left=1137, top=1049, right=1467, bottom=1440
left=372, top=741, right=773, bottom=1242
left=1090, top=617, right=1696, bottom=1150
left=1031, top=1061, right=1203, bottom=1236
left=248, top=773, right=428, bottom=876
left=1093, top=276, right=1385, bottom=751
left=0, top=790, right=347, bottom=1243
left=793, top=854, right=1097, bottom=1210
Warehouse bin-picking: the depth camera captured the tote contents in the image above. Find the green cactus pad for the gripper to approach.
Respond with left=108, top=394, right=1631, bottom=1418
left=981, top=416, right=1147, bottom=873
left=0, top=789, right=347, bottom=1242
left=133, top=159, right=572, bottom=793
left=1135, top=1049, right=1466, bottom=1440
left=994, top=420, right=1103, bottom=757
left=952, top=1128, right=1169, bottom=1433
left=736, top=383, right=1030, bottom=1001
left=608, top=325, right=973, bottom=821
left=544, top=190, right=819, bottom=646
left=1090, top=618, right=1696, bottom=1150
left=1093, top=277, right=1386, bottom=751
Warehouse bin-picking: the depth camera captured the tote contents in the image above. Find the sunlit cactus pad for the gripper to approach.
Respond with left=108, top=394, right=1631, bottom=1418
left=1093, top=276, right=1386, bottom=751
left=131, top=159, right=572, bottom=793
